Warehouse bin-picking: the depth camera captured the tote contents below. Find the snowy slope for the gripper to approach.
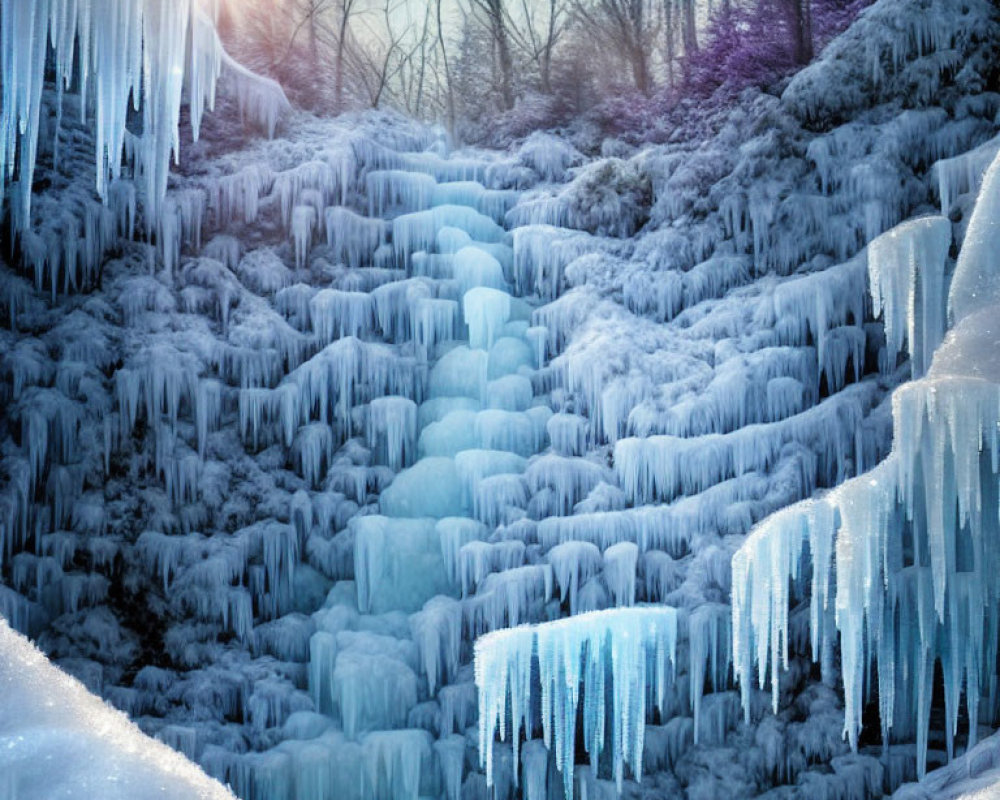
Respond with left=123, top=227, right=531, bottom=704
left=0, top=617, right=233, bottom=800
left=2, top=0, right=1000, bottom=798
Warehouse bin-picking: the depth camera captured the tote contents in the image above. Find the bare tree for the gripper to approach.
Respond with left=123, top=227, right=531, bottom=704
left=436, top=0, right=457, bottom=133
left=328, top=0, right=361, bottom=112
left=503, top=0, right=571, bottom=94
left=468, top=0, right=518, bottom=110
left=680, top=0, right=697, bottom=56
left=346, top=0, right=436, bottom=112
left=573, top=0, right=659, bottom=94
left=662, top=0, right=676, bottom=86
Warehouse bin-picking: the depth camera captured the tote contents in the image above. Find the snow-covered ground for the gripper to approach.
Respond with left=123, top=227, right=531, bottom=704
left=0, top=617, right=234, bottom=800
left=3, top=0, right=1000, bottom=798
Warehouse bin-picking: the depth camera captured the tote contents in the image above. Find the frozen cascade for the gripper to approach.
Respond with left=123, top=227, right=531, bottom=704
left=291, top=206, right=317, bottom=270
left=438, top=517, right=489, bottom=586
left=688, top=603, right=732, bottom=745
left=371, top=278, right=434, bottom=342
left=392, top=206, right=507, bottom=265
left=614, top=384, right=877, bottom=506
left=365, top=170, right=436, bottom=217
left=0, top=34, right=595, bottom=800
left=548, top=541, right=603, bottom=614
left=8, top=8, right=1000, bottom=797
left=731, top=147, right=1000, bottom=777
left=429, top=346, right=489, bottom=403
left=412, top=298, right=458, bottom=360
left=324, top=207, right=387, bottom=266
left=418, top=411, right=479, bottom=458
left=410, top=596, right=462, bottom=696
left=475, top=474, right=531, bottom=527
left=603, top=542, right=639, bottom=607
left=366, top=396, right=418, bottom=471
left=310, top=289, right=376, bottom=344
left=353, top=515, right=456, bottom=614
left=933, top=133, right=1000, bottom=213
left=475, top=606, right=679, bottom=800
left=453, top=247, right=509, bottom=295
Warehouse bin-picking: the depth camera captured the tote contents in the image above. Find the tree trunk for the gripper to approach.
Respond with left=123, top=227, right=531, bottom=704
left=631, top=0, right=650, bottom=94
left=792, top=0, right=813, bottom=64
left=436, top=0, right=456, bottom=135
left=540, top=0, right=557, bottom=94
left=335, top=4, right=350, bottom=112
left=307, top=0, right=318, bottom=61
left=494, top=15, right=516, bottom=110
left=663, top=0, right=675, bottom=87
left=682, top=0, right=698, bottom=55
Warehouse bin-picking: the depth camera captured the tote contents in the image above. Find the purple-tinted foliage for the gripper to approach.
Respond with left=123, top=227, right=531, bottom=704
left=684, top=0, right=874, bottom=98
left=586, top=0, right=871, bottom=141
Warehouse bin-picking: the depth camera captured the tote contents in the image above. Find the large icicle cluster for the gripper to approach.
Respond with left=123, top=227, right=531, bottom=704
left=475, top=607, right=678, bottom=800
left=732, top=149, right=1000, bottom=777
left=0, top=0, right=288, bottom=294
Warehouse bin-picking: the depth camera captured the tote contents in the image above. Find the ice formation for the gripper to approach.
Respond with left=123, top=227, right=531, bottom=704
left=0, top=0, right=288, bottom=285
left=475, top=607, right=678, bottom=800
left=732, top=144, right=1000, bottom=777
left=4, top=0, right=1000, bottom=798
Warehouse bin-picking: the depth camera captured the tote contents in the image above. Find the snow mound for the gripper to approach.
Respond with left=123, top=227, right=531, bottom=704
left=0, top=617, right=233, bottom=799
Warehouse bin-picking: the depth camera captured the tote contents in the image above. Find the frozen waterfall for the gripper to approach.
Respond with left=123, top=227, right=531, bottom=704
left=4, top=1, right=1000, bottom=797
left=732, top=150, right=1000, bottom=777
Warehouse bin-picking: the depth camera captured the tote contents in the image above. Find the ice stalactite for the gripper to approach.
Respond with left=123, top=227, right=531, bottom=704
left=291, top=206, right=317, bottom=270
left=867, top=216, right=950, bottom=377
left=475, top=606, right=678, bottom=800
left=0, top=0, right=289, bottom=254
left=732, top=149, right=1000, bottom=777
left=367, top=396, right=418, bottom=471
left=392, top=206, right=507, bottom=266
left=933, top=133, right=1000, bottom=214
left=324, top=207, right=387, bottom=266
left=9, top=4, right=1000, bottom=795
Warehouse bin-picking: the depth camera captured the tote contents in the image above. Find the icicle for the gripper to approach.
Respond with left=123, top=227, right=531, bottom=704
left=1, top=1, right=288, bottom=295
left=392, top=206, right=507, bottom=266
left=366, top=169, right=436, bottom=217
left=367, top=396, right=417, bottom=471
left=476, top=606, right=678, bottom=800
left=324, top=206, right=386, bottom=266
left=310, top=288, right=376, bottom=344
left=731, top=148, right=1000, bottom=777
left=410, top=596, right=462, bottom=696
left=464, top=288, right=512, bottom=352
left=867, top=216, right=950, bottom=377
left=412, top=298, right=458, bottom=359
left=291, top=205, right=317, bottom=270
left=933, top=133, right=1000, bottom=213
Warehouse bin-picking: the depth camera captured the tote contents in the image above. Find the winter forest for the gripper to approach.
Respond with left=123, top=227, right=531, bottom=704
left=3, top=0, right=1000, bottom=799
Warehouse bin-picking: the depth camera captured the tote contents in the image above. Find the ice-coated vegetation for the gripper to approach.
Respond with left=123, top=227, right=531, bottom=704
left=3, top=0, right=1000, bottom=798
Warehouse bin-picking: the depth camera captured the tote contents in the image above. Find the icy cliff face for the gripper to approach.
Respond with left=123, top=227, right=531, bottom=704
left=2, top=0, right=1000, bottom=798
left=732, top=140, right=1000, bottom=792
